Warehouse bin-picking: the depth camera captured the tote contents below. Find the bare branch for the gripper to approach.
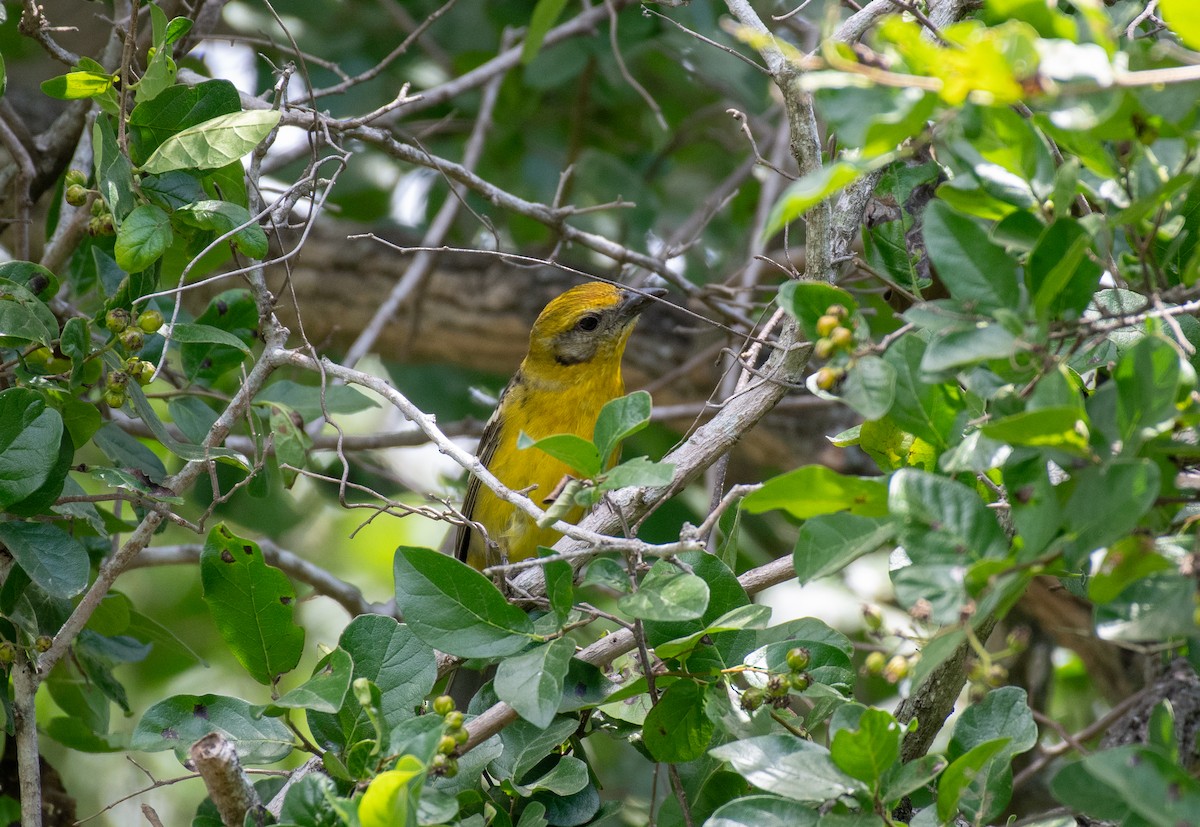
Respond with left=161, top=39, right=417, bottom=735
left=190, top=733, right=264, bottom=827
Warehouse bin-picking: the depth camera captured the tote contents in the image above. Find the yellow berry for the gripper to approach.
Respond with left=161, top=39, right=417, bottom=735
left=816, top=314, right=840, bottom=338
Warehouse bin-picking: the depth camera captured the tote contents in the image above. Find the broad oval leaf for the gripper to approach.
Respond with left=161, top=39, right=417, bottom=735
left=618, top=559, right=710, bottom=622
left=0, top=520, right=88, bottom=599
left=200, top=524, right=305, bottom=684
left=392, top=546, right=534, bottom=658
left=114, top=204, right=173, bottom=273
left=141, top=109, right=281, bottom=174
left=643, top=680, right=714, bottom=762
left=494, top=637, right=575, bottom=728
left=0, top=388, right=63, bottom=510
left=131, top=693, right=293, bottom=764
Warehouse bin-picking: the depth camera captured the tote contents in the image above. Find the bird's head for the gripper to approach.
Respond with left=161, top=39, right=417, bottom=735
left=525, top=282, right=665, bottom=369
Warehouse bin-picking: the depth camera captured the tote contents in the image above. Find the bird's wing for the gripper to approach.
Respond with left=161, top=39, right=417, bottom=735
left=454, top=376, right=514, bottom=562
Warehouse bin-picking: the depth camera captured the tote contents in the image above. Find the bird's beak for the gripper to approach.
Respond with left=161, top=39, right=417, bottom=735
left=618, top=286, right=667, bottom=319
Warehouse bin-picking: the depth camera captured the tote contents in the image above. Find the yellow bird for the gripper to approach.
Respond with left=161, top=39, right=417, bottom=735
left=454, top=282, right=664, bottom=570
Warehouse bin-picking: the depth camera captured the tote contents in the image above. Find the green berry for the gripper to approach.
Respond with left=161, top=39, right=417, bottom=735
left=104, top=387, right=126, bottom=409
left=785, top=647, right=810, bottom=672
left=864, top=651, right=887, bottom=675
left=437, top=735, right=457, bottom=755
left=137, top=309, right=165, bottom=333
left=453, top=726, right=469, bottom=745
left=443, top=710, right=465, bottom=731
left=0, top=642, right=15, bottom=664
left=788, top=672, right=811, bottom=692
left=815, top=314, right=840, bottom=338
left=65, top=169, right=87, bottom=188
left=813, top=338, right=834, bottom=360
left=107, top=370, right=129, bottom=389
left=34, top=635, right=52, bottom=653
left=119, top=328, right=145, bottom=352
left=432, top=694, right=455, bottom=716
left=105, top=308, right=130, bottom=333
left=740, top=687, right=764, bottom=712
left=65, top=184, right=88, bottom=207
left=862, top=604, right=883, bottom=631
left=826, top=304, right=849, bottom=320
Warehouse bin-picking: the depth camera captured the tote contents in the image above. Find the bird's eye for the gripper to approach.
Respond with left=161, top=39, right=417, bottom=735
left=576, top=314, right=601, bottom=332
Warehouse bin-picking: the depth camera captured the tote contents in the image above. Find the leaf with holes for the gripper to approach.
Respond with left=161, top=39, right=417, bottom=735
left=200, top=524, right=304, bottom=685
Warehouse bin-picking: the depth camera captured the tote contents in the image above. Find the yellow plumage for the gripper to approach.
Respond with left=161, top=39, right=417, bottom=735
left=454, top=282, right=662, bottom=570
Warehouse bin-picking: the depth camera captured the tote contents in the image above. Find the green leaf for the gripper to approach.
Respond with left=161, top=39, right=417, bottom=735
left=0, top=521, right=88, bottom=599
left=491, top=716, right=578, bottom=783
left=880, top=753, right=947, bottom=804
left=358, top=756, right=425, bottom=827
left=839, top=356, right=897, bottom=420
left=114, top=204, right=173, bottom=273
left=764, top=162, right=865, bottom=239
left=794, top=515, right=895, bottom=584
left=743, top=465, right=888, bottom=519
left=643, top=680, right=714, bottom=762
left=494, top=637, right=575, bottom=728
left=179, top=289, right=258, bottom=383
left=936, top=738, right=1011, bottom=824
left=890, top=468, right=1008, bottom=559
left=923, top=201, right=1020, bottom=310
left=0, top=389, right=64, bottom=510
left=131, top=693, right=293, bottom=764
left=593, top=390, right=652, bottom=462
left=0, top=261, right=58, bottom=301
left=1115, top=336, right=1181, bottom=449
left=1147, top=700, right=1178, bottom=761
left=882, top=335, right=963, bottom=451
left=643, top=552, right=754, bottom=675
left=654, top=604, right=772, bottom=661
left=128, top=80, right=242, bottom=164
left=776, top=281, right=859, bottom=341
left=140, top=109, right=281, bottom=174
left=949, top=685, right=1037, bottom=758
left=1065, top=460, right=1160, bottom=565
left=980, top=406, right=1090, bottom=454
left=1088, top=536, right=1174, bottom=605
left=618, top=559, right=710, bottom=621
left=169, top=322, right=253, bottom=355
left=392, top=546, right=535, bottom=658
left=710, top=735, right=864, bottom=803
left=542, top=551, right=574, bottom=624
left=255, top=380, right=377, bottom=423
left=0, top=279, right=59, bottom=347
left=1162, top=0, right=1200, bottom=50
left=921, top=323, right=1017, bottom=373
left=40, top=70, right=116, bottom=100
left=706, top=795, right=819, bottom=827
left=597, top=456, right=674, bottom=492
left=521, top=0, right=569, bottom=63
left=93, top=117, right=136, bottom=220
left=830, top=708, right=902, bottom=787
left=199, top=525, right=304, bottom=685
left=261, top=648, right=353, bottom=716
left=174, top=200, right=269, bottom=258
left=519, top=431, right=601, bottom=478
left=908, top=627, right=966, bottom=692
left=306, top=615, right=436, bottom=759
left=1052, top=745, right=1200, bottom=823
left=1027, top=218, right=1102, bottom=317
